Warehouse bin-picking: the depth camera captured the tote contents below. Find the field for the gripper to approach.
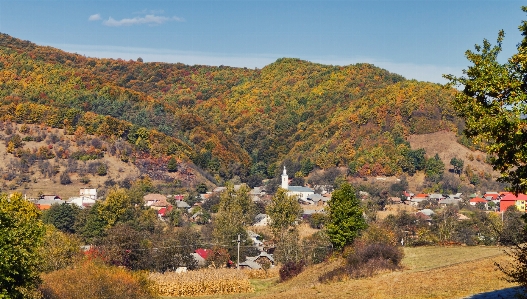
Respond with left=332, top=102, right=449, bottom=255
left=166, top=246, right=518, bottom=299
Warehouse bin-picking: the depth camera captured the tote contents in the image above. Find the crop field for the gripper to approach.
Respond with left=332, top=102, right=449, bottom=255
left=163, top=246, right=518, bottom=299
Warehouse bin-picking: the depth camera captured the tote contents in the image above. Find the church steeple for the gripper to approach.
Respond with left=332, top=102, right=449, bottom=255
left=281, top=166, right=289, bottom=190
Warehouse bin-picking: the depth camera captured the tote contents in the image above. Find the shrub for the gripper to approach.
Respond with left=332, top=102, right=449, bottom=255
left=319, top=227, right=404, bottom=283
left=279, top=260, right=306, bottom=282
left=60, top=172, right=72, bottom=185
left=97, top=163, right=107, bottom=176
left=345, top=241, right=404, bottom=278
left=39, top=260, right=154, bottom=299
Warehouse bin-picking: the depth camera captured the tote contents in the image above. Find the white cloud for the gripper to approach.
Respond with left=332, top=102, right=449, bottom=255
left=102, top=14, right=184, bottom=27
left=88, top=13, right=101, bottom=21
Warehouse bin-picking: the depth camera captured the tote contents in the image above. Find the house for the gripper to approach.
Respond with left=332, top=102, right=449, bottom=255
left=157, top=206, right=173, bottom=217
left=500, top=193, right=527, bottom=212
left=175, top=200, right=191, bottom=209
left=254, top=214, right=270, bottom=226
left=250, top=187, right=265, bottom=201
left=39, top=194, right=61, bottom=201
left=67, top=196, right=96, bottom=208
left=307, top=194, right=329, bottom=206
left=80, top=188, right=97, bottom=200
left=403, top=191, right=414, bottom=201
left=410, top=194, right=429, bottom=206
left=281, top=167, right=314, bottom=201
left=484, top=192, right=500, bottom=201
left=469, top=197, right=488, bottom=208
left=429, top=193, right=445, bottom=201
left=415, top=211, right=432, bottom=222
left=144, top=194, right=167, bottom=207
left=33, top=198, right=62, bottom=210
left=389, top=197, right=402, bottom=204
left=438, top=198, right=459, bottom=206
left=239, top=252, right=275, bottom=270
left=191, top=248, right=211, bottom=267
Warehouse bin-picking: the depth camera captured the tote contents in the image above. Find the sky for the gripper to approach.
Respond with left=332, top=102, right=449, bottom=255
left=0, top=0, right=525, bottom=84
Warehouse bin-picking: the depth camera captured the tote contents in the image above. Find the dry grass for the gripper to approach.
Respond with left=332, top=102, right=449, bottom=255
left=407, top=131, right=497, bottom=178
left=195, top=246, right=517, bottom=299
left=377, top=204, right=417, bottom=220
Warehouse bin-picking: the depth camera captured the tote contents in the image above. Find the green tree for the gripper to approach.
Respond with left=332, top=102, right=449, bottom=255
left=42, top=203, right=80, bottom=234
left=266, top=188, right=302, bottom=239
left=196, top=182, right=208, bottom=194
left=212, top=183, right=256, bottom=262
left=167, top=156, right=178, bottom=172
left=450, top=157, right=464, bottom=176
left=0, top=193, right=45, bottom=298
left=425, top=154, right=445, bottom=183
left=444, top=8, right=527, bottom=193
left=326, top=183, right=367, bottom=250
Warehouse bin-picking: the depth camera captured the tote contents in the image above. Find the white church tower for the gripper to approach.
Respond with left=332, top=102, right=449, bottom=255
left=281, top=166, right=289, bottom=190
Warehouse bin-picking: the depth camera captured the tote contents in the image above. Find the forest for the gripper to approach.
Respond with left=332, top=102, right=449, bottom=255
left=0, top=32, right=466, bottom=187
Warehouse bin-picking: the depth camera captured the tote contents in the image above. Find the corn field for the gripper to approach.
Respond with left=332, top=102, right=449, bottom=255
left=149, top=268, right=254, bottom=297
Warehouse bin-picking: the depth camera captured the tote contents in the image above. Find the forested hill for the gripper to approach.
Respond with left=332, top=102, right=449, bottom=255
left=0, top=32, right=460, bottom=182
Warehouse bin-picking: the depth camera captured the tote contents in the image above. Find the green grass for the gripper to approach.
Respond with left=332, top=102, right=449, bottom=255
left=402, top=245, right=505, bottom=272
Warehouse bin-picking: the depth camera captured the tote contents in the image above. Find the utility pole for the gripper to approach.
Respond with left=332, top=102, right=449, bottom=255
left=236, top=234, right=241, bottom=270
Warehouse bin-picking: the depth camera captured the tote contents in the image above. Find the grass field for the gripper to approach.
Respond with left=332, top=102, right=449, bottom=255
left=167, top=246, right=519, bottom=299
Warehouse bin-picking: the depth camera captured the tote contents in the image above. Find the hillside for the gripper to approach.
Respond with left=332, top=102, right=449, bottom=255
left=0, top=32, right=481, bottom=187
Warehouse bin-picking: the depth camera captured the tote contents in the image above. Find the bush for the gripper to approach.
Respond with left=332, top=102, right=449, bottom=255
left=279, top=260, right=306, bottom=282
left=60, top=172, right=72, bottom=185
left=40, top=260, right=154, bottom=299
left=345, top=241, right=404, bottom=278
left=319, top=228, right=404, bottom=283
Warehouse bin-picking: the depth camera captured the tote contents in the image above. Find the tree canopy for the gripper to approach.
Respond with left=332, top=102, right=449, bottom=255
left=445, top=6, right=527, bottom=193
left=0, top=193, right=45, bottom=298
left=326, top=183, right=367, bottom=250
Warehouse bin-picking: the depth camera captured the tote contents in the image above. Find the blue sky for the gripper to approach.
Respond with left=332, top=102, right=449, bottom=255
left=0, top=0, right=525, bottom=83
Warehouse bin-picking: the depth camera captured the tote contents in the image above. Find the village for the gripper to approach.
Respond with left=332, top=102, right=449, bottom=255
left=28, top=166, right=527, bottom=272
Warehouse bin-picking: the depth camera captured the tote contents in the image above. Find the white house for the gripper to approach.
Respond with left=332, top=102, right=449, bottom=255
left=80, top=188, right=97, bottom=200
left=281, top=166, right=314, bottom=201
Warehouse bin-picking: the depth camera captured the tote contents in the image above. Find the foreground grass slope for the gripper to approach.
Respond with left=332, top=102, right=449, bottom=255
left=177, top=246, right=516, bottom=299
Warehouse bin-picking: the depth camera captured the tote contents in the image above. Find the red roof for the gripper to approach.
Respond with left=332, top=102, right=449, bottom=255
left=501, top=193, right=527, bottom=201
left=195, top=248, right=211, bottom=259
left=469, top=197, right=487, bottom=203
left=414, top=193, right=428, bottom=198
left=484, top=193, right=499, bottom=200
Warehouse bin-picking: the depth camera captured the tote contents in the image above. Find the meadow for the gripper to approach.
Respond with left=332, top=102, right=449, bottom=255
left=163, top=246, right=517, bottom=299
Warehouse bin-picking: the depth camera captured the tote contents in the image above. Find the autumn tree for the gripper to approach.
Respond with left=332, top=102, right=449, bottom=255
left=326, top=183, right=367, bottom=250
left=445, top=8, right=527, bottom=292
left=212, top=183, right=256, bottom=262
left=39, top=225, right=82, bottom=273
left=444, top=8, right=527, bottom=193
left=0, top=193, right=45, bottom=298
left=266, top=188, right=302, bottom=239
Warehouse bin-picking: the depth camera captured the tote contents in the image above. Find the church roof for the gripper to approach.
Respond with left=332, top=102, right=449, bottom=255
left=288, top=186, right=314, bottom=193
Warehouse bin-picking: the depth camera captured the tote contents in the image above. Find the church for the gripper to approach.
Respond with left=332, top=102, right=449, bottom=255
left=281, top=166, right=314, bottom=201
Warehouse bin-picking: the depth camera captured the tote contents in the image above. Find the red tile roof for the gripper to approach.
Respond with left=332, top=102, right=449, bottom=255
left=501, top=193, right=527, bottom=201
left=469, top=197, right=487, bottom=203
